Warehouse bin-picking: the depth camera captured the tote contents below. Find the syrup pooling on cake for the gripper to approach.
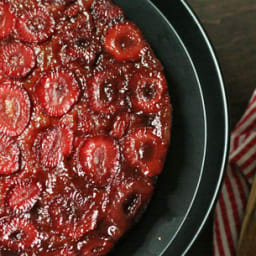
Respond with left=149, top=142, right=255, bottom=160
left=0, top=0, right=172, bottom=255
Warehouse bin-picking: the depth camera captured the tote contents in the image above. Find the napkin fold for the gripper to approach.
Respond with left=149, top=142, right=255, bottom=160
left=213, top=90, right=256, bottom=256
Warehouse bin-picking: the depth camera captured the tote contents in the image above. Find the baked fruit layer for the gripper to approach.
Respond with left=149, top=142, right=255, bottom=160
left=0, top=0, right=172, bottom=255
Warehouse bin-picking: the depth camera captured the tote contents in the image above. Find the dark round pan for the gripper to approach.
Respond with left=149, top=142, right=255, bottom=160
left=110, top=0, right=229, bottom=255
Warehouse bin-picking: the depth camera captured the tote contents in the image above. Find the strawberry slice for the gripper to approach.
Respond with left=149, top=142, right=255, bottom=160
left=0, top=218, right=38, bottom=250
left=60, top=14, right=100, bottom=67
left=9, top=0, right=38, bottom=10
left=49, top=192, right=99, bottom=240
left=64, top=4, right=81, bottom=18
left=79, top=136, right=120, bottom=187
left=0, top=181, right=11, bottom=216
left=42, top=0, right=74, bottom=20
left=34, top=127, right=73, bottom=168
left=123, top=128, right=167, bottom=177
left=88, top=69, right=125, bottom=115
left=81, top=238, right=114, bottom=256
left=108, top=177, right=153, bottom=230
left=0, top=42, right=36, bottom=78
left=36, top=69, right=80, bottom=117
left=6, top=181, right=42, bottom=214
left=104, top=22, right=146, bottom=62
left=92, top=0, right=124, bottom=23
left=63, top=1, right=93, bottom=17
left=59, top=112, right=78, bottom=130
left=60, top=127, right=74, bottom=156
left=59, top=13, right=95, bottom=43
left=61, top=39, right=101, bottom=67
left=0, top=3, right=15, bottom=39
left=0, top=134, right=20, bottom=175
left=141, top=48, right=164, bottom=71
left=130, top=69, right=167, bottom=113
left=77, top=112, right=111, bottom=135
left=77, top=112, right=96, bottom=135
left=16, top=8, right=55, bottom=43
left=0, top=82, right=31, bottom=137
left=110, top=113, right=135, bottom=138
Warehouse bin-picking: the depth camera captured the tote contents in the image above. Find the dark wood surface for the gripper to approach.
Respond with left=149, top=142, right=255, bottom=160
left=186, top=0, right=256, bottom=255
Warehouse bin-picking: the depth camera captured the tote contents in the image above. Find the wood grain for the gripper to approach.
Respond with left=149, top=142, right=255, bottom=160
left=187, top=0, right=256, bottom=129
left=186, top=0, right=256, bottom=255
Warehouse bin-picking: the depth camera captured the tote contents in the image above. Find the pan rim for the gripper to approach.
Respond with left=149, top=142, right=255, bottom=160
left=146, top=0, right=208, bottom=254
left=179, top=1, right=229, bottom=254
left=148, top=0, right=230, bottom=255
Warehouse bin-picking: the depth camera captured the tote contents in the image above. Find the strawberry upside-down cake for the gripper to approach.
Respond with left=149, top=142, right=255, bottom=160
left=0, top=0, right=172, bottom=255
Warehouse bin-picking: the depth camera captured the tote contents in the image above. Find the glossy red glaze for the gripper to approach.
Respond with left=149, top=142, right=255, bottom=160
left=0, top=0, right=172, bottom=255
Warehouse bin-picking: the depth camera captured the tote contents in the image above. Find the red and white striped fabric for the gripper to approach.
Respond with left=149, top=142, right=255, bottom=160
left=213, top=90, right=256, bottom=256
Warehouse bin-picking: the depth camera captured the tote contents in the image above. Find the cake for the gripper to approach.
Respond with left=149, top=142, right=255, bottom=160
left=0, top=0, right=172, bottom=255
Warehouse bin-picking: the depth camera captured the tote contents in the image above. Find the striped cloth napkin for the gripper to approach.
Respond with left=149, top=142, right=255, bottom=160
left=213, top=90, right=256, bottom=256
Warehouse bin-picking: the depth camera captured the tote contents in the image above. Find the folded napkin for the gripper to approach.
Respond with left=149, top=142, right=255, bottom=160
left=213, top=90, right=256, bottom=256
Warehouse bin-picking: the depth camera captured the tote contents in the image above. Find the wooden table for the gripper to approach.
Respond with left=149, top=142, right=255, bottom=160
left=186, top=0, right=256, bottom=254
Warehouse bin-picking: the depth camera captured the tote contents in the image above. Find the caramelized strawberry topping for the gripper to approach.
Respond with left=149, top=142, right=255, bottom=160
left=0, top=0, right=171, bottom=255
